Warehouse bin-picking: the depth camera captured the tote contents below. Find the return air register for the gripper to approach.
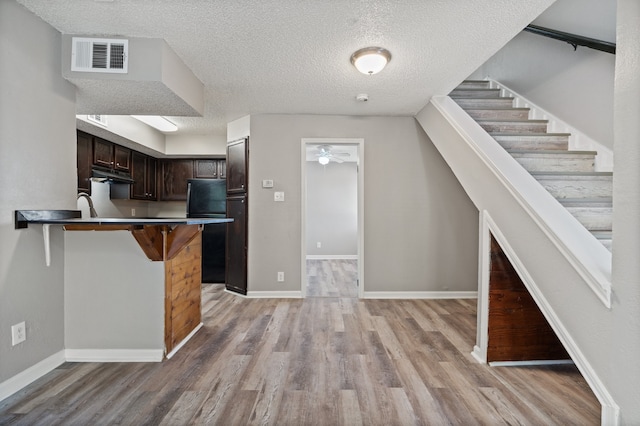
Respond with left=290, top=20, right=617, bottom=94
left=71, top=37, right=128, bottom=73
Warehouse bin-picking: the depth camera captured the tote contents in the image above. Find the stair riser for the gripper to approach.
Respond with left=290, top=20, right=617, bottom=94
left=451, top=89, right=501, bottom=98
left=494, top=136, right=569, bottom=151
left=536, top=177, right=613, bottom=200
left=466, top=109, right=530, bottom=120
left=566, top=208, right=613, bottom=231
left=512, top=155, right=595, bottom=173
left=457, top=81, right=491, bottom=89
left=480, top=122, right=548, bottom=133
left=454, top=98, right=514, bottom=109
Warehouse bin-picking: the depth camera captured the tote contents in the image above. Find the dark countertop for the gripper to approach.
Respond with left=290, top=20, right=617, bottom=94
left=15, top=210, right=232, bottom=229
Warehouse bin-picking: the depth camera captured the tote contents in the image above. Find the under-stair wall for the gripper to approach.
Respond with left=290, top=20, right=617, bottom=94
left=415, top=96, right=618, bottom=423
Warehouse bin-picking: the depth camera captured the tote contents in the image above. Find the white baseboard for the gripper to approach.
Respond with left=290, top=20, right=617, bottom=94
left=305, top=255, right=358, bottom=260
left=471, top=345, right=486, bottom=364
left=0, top=350, right=66, bottom=402
left=246, top=291, right=302, bottom=298
left=489, top=359, right=574, bottom=367
left=65, top=349, right=164, bottom=362
left=166, top=323, right=203, bottom=359
left=363, top=291, right=478, bottom=299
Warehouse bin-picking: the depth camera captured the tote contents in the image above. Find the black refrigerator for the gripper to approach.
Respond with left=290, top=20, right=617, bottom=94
left=186, top=179, right=227, bottom=283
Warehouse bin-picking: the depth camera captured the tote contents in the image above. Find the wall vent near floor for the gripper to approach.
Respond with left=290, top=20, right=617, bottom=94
left=71, top=37, right=128, bottom=73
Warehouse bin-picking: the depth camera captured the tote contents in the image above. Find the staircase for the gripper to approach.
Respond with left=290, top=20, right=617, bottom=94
left=450, top=80, right=613, bottom=250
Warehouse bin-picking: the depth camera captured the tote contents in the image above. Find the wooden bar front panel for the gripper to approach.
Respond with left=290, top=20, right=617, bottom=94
left=164, top=232, right=202, bottom=354
left=487, top=235, right=570, bottom=363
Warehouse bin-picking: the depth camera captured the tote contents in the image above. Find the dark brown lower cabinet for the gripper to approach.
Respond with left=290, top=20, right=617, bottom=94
left=226, top=195, right=247, bottom=295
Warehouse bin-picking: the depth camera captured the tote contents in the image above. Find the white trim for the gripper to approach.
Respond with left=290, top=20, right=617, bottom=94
left=64, top=349, right=163, bottom=362
left=489, top=360, right=574, bottom=367
left=363, top=291, right=477, bottom=299
left=301, top=138, right=365, bottom=299
left=484, top=213, right=619, bottom=425
left=471, top=346, right=486, bottom=364
left=305, top=255, right=358, bottom=260
left=487, top=79, right=614, bottom=172
left=246, top=291, right=302, bottom=298
left=430, top=96, right=612, bottom=308
left=166, top=322, right=203, bottom=359
left=0, top=350, right=65, bottom=402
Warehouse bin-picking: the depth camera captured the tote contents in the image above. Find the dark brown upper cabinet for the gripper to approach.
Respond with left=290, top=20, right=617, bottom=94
left=130, top=151, right=157, bottom=201
left=93, top=137, right=131, bottom=172
left=195, top=159, right=226, bottom=179
left=77, top=130, right=93, bottom=194
left=226, top=138, right=247, bottom=194
left=159, top=159, right=195, bottom=201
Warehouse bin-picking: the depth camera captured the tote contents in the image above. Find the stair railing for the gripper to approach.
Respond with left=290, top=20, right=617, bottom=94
left=524, top=24, right=616, bottom=54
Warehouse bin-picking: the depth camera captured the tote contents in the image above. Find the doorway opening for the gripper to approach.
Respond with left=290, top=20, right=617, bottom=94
left=301, top=138, right=364, bottom=298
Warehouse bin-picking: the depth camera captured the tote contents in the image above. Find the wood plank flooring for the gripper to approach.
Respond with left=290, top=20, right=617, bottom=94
left=0, top=284, right=600, bottom=425
left=306, top=259, right=358, bottom=298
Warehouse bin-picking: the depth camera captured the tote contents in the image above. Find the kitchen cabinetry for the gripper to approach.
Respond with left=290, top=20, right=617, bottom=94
left=195, top=159, right=226, bottom=179
left=226, top=138, right=247, bottom=193
left=159, top=159, right=194, bottom=201
left=226, top=195, right=247, bottom=295
left=226, top=137, right=248, bottom=295
left=77, top=130, right=93, bottom=194
left=93, top=138, right=131, bottom=172
left=130, top=151, right=157, bottom=200
left=159, top=158, right=226, bottom=201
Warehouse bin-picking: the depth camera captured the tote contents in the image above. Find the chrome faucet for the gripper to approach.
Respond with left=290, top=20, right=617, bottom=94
left=77, top=192, right=98, bottom=218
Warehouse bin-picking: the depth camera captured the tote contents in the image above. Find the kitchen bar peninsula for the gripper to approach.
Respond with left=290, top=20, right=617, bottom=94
left=15, top=210, right=232, bottom=360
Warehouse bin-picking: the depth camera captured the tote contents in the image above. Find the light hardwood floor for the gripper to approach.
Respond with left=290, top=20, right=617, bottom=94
left=0, top=284, right=600, bottom=425
left=306, top=259, right=358, bottom=298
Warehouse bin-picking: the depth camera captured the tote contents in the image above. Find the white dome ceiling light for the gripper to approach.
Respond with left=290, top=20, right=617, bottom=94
left=350, top=47, right=392, bottom=75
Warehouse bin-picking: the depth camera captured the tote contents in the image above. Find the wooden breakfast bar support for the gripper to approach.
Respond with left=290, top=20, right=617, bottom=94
left=14, top=210, right=232, bottom=358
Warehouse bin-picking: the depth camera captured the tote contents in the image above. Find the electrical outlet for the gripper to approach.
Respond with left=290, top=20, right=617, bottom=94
left=274, top=191, right=285, bottom=202
left=131, top=208, right=136, bottom=217
left=11, top=321, right=26, bottom=346
left=316, top=242, right=322, bottom=248
left=277, top=272, right=285, bottom=282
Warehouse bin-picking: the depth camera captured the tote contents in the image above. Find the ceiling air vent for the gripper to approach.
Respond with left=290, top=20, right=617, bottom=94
left=86, top=114, right=108, bottom=127
left=71, top=37, right=128, bottom=73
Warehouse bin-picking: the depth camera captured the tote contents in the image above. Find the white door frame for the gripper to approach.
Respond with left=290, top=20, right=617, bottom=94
left=301, top=138, right=364, bottom=298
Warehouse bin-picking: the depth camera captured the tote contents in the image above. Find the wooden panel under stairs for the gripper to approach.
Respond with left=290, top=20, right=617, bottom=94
left=487, top=235, right=570, bottom=363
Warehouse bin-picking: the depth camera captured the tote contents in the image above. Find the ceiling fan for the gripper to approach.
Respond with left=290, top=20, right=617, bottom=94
left=312, top=145, right=350, bottom=165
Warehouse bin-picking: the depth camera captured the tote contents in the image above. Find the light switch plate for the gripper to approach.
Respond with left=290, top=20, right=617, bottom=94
left=262, top=179, right=274, bottom=188
left=274, top=191, right=285, bottom=202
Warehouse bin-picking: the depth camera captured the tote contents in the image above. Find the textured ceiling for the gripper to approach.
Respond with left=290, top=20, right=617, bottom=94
left=16, top=0, right=554, bottom=136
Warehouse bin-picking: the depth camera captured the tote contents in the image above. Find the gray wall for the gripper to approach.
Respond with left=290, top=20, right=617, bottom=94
left=306, top=161, right=357, bottom=257
left=248, top=115, right=479, bottom=294
left=65, top=232, right=164, bottom=350
left=0, top=1, right=77, bottom=381
left=470, top=0, right=616, bottom=149
left=611, top=1, right=640, bottom=422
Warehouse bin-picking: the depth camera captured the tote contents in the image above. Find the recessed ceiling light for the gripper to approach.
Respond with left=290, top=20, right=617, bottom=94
left=351, top=47, right=392, bottom=75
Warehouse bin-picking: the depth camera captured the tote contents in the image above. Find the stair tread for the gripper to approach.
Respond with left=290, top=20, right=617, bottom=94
left=454, top=96, right=514, bottom=100
left=492, top=132, right=571, bottom=137
left=560, top=198, right=613, bottom=206
left=591, top=231, right=613, bottom=238
left=462, top=107, right=530, bottom=111
left=477, top=119, right=549, bottom=123
left=508, top=149, right=597, bottom=155
left=531, top=171, right=613, bottom=176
